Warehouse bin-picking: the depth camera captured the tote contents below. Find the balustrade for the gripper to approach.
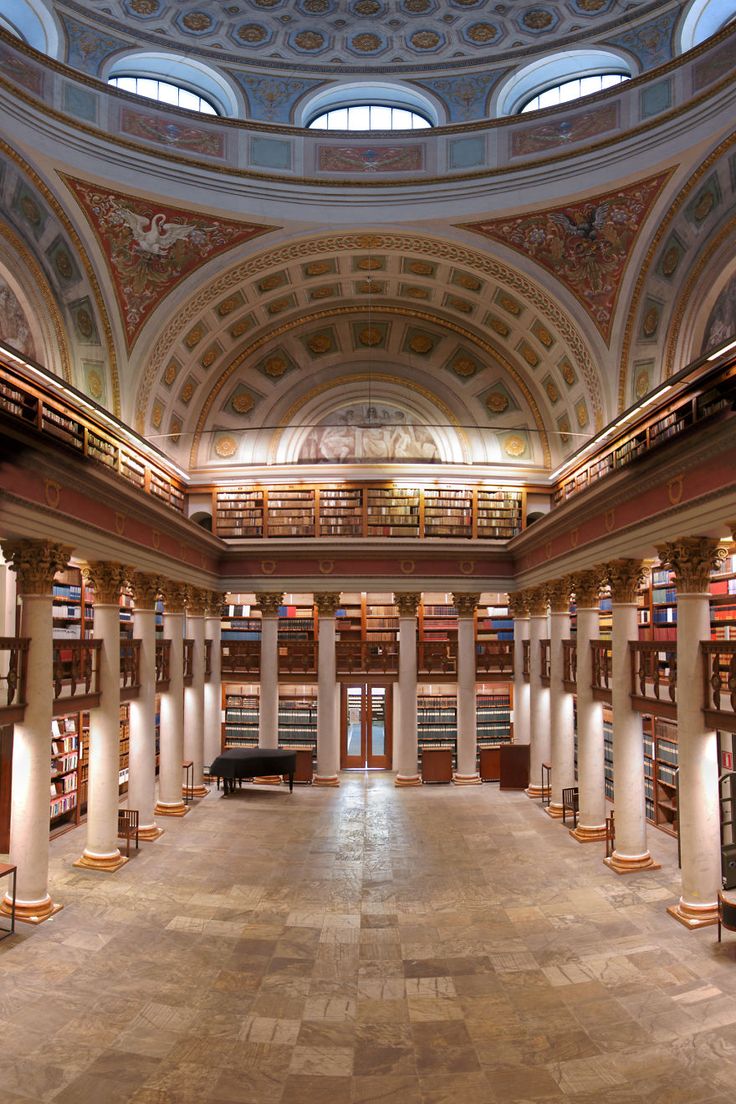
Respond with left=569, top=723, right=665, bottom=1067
left=155, top=639, right=171, bottom=689
left=52, top=639, right=101, bottom=709
left=522, top=639, right=530, bottom=682
left=204, top=639, right=212, bottom=681
left=0, top=637, right=29, bottom=723
left=562, top=639, right=577, bottom=691
left=119, top=639, right=141, bottom=701
left=417, top=639, right=458, bottom=676
left=540, top=639, right=551, bottom=686
left=475, top=640, right=513, bottom=678
left=183, top=639, right=194, bottom=686
left=629, top=640, right=677, bottom=719
left=702, top=642, right=736, bottom=732
left=278, top=641, right=317, bottom=675
left=335, top=641, right=399, bottom=675
left=590, top=639, right=613, bottom=702
left=221, top=640, right=260, bottom=678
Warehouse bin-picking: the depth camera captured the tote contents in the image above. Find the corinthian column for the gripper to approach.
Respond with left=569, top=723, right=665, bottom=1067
left=74, top=561, right=127, bottom=871
left=258, top=592, right=283, bottom=752
left=1, top=539, right=71, bottom=923
left=659, top=537, right=727, bottom=926
left=314, top=592, right=340, bottom=786
left=508, top=592, right=530, bottom=747
left=184, top=587, right=208, bottom=799
left=204, top=590, right=224, bottom=772
left=453, top=592, right=481, bottom=784
left=127, top=572, right=163, bottom=840
left=155, top=581, right=188, bottom=817
left=395, top=592, right=420, bottom=786
left=605, top=559, right=658, bottom=874
left=570, top=569, right=607, bottom=842
left=526, top=586, right=550, bottom=798
left=546, top=577, right=575, bottom=818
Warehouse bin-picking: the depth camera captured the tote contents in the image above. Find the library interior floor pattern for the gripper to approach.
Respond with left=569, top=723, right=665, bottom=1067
left=1, top=776, right=736, bottom=1104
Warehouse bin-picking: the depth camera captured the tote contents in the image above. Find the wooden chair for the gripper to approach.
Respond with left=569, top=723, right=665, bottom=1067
left=117, top=809, right=139, bottom=858
left=717, top=892, right=736, bottom=942
left=561, top=786, right=579, bottom=828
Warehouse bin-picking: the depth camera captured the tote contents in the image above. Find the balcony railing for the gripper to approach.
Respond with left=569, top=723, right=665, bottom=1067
left=205, top=639, right=212, bottom=682
left=183, top=639, right=194, bottom=686
left=702, top=642, right=736, bottom=733
left=562, top=639, right=577, bottom=691
left=522, top=639, right=530, bottom=682
left=120, top=639, right=141, bottom=701
left=52, top=639, right=101, bottom=711
left=278, top=641, right=317, bottom=675
left=540, top=639, right=551, bottom=686
left=629, top=641, right=677, bottom=719
left=155, top=639, right=171, bottom=690
left=335, top=641, right=399, bottom=675
left=475, top=640, right=513, bottom=678
left=221, top=641, right=260, bottom=678
left=591, top=639, right=613, bottom=702
left=0, top=637, right=29, bottom=723
left=417, top=640, right=458, bottom=676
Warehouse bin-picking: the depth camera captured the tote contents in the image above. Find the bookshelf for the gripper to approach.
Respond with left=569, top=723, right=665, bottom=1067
left=221, top=597, right=261, bottom=642
left=366, top=486, right=420, bottom=538
left=643, top=722, right=655, bottom=824
left=711, top=551, right=736, bottom=641
left=318, top=486, right=364, bottom=537
left=420, top=597, right=457, bottom=642
left=222, top=685, right=259, bottom=749
left=417, top=692, right=457, bottom=778
left=719, top=732, right=736, bottom=889
left=267, top=488, right=315, bottom=538
left=365, top=596, right=399, bottom=650
left=476, top=488, right=524, bottom=540
left=603, top=706, right=614, bottom=801
left=216, top=488, right=265, bottom=538
left=52, top=566, right=92, bottom=641
left=477, top=685, right=513, bottom=781
left=476, top=602, right=513, bottom=643
left=652, top=717, right=678, bottom=835
left=651, top=565, right=677, bottom=642
left=154, top=693, right=161, bottom=775
left=119, top=703, right=130, bottom=796
left=50, top=714, right=80, bottom=832
left=278, top=599, right=316, bottom=643
left=278, top=688, right=317, bottom=758
left=335, top=593, right=363, bottom=640
left=423, top=488, right=472, bottom=538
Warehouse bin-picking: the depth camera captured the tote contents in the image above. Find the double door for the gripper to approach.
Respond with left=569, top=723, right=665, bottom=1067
left=341, top=684, right=392, bottom=769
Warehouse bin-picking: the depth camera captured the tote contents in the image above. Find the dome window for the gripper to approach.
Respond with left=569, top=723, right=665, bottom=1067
left=308, top=105, right=432, bottom=130
left=494, top=50, right=634, bottom=117
left=108, top=76, right=218, bottom=115
left=520, top=72, right=629, bottom=113
left=301, top=82, right=440, bottom=130
left=105, top=53, right=240, bottom=117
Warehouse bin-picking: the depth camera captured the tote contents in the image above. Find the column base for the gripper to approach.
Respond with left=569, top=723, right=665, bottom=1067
left=545, top=803, right=564, bottom=819
left=1, top=894, right=63, bottom=925
left=570, top=823, right=608, bottom=843
left=604, top=850, right=660, bottom=875
left=453, top=773, right=481, bottom=785
left=155, top=801, right=190, bottom=817
left=525, top=784, right=549, bottom=799
left=73, top=850, right=128, bottom=873
left=137, top=824, right=165, bottom=841
left=314, top=775, right=340, bottom=787
left=395, top=774, right=421, bottom=787
left=667, top=898, right=719, bottom=929
left=182, top=785, right=209, bottom=799
left=252, top=776, right=282, bottom=785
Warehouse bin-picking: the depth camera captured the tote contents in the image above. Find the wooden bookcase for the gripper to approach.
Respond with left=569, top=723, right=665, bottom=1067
left=477, top=685, right=513, bottom=781
left=335, top=593, right=363, bottom=640
left=278, top=688, right=317, bottom=773
left=222, top=685, right=260, bottom=749
left=50, top=713, right=80, bottom=833
left=267, top=488, right=316, bottom=538
left=650, top=566, right=677, bottom=642
left=278, top=598, right=316, bottom=643
left=52, top=566, right=92, bottom=641
left=318, top=486, right=364, bottom=537
left=423, top=488, right=472, bottom=538
left=711, top=551, right=736, bottom=641
left=719, top=732, right=736, bottom=889
left=366, top=486, right=420, bottom=538
left=221, top=596, right=261, bottom=642
left=476, top=488, right=524, bottom=540
left=216, top=488, right=265, bottom=538
left=652, top=717, right=678, bottom=835
left=417, top=692, right=457, bottom=779
left=119, top=703, right=130, bottom=796
left=419, top=598, right=457, bottom=642
left=603, top=706, right=614, bottom=801
left=365, top=596, right=399, bottom=650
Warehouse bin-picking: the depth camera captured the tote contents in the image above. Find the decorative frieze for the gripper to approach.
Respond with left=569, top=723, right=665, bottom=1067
left=657, top=537, right=727, bottom=593
left=452, top=592, right=480, bottom=618
left=2, top=539, right=73, bottom=596
left=604, top=559, right=648, bottom=603
left=257, top=591, right=284, bottom=617
left=315, top=592, right=341, bottom=617
left=570, top=568, right=604, bottom=609
left=395, top=592, right=421, bottom=617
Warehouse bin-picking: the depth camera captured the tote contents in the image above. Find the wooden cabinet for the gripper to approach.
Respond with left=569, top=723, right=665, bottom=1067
left=421, top=747, right=453, bottom=784
left=499, top=744, right=530, bottom=789
left=479, top=746, right=501, bottom=782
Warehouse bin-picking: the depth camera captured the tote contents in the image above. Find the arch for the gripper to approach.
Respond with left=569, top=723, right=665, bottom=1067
left=493, top=49, right=635, bottom=117
left=0, top=0, right=59, bottom=57
left=679, top=0, right=736, bottom=50
left=297, top=82, right=443, bottom=128
left=104, top=52, right=241, bottom=118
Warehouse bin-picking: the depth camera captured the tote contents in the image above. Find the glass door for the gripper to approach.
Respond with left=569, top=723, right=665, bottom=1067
left=341, top=684, right=392, bottom=769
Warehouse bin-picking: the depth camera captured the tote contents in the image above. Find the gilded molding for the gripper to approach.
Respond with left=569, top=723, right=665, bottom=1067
left=570, top=568, right=603, bottom=608
left=395, top=592, right=421, bottom=617
left=257, top=591, right=284, bottom=616
left=315, top=592, right=341, bottom=616
left=82, top=561, right=125, bottom=604
left=1, top=539, right=72, bottom=596
left=604, top=558, right=648, bottom=603
left=656, top=537, right=727, bottom=593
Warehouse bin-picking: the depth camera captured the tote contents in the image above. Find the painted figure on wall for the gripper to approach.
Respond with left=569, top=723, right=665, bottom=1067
left=298, top=404, right=439, bottom=462
left=0, top=276, right=35, bottom=358
left=702, top=272, right=736, bottom=353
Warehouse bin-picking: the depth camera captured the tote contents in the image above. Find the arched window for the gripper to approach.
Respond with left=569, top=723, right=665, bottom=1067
left=0, top=0, right=59, bottom=56
left=679, top=0, right=736, bottom=50
left=105, top=53, right=239, bottom=118
left=301, top=83, right=439, bottom=130
left=494, top=50, right=634, bottom=117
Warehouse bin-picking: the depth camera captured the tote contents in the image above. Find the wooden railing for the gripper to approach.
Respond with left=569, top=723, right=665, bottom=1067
left=120, top=639, right=141, bottom=701
left=522, top=639, right=530, bottom=682
left=475, top=640, right=513, bottom=678
left=629, top=641, right=677, bottom=719
left=417, top=640, right=458, bottom=676
left=205, top=639, right=212, bottom=681
left=221, top=641, right=260, bottom=677
left=0, top=356, right=185, bottom=513
left=0, top=637, right=29, bottom=723
left=702, top=642, right=736, bottom=733
left=183, top=639, right=194, bottom=686
left=562, top=639, right=577, bottom=691
left=155, top=639, right=171, bottom=689
left=591, top=639, right=613, bottom=702
left=52, top=639, right=101, bottom=711
left=278, top=641, right=317, bottom=675
left=336, top=641, right=399, bottom=675
left=540, top=639, right=551, bottom=686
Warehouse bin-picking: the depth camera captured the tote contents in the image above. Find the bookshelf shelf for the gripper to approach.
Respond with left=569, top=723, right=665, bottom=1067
left=223, top=685, right=260, bottom=749
left=417, top=693, right=457, bottom=780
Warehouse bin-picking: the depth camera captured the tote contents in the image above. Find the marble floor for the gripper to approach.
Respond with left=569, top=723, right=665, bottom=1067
left=1, top=775, right=736, bottom=1103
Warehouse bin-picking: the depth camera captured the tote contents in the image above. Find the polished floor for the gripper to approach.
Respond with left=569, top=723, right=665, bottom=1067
left=1, top=775, right=735, bottom=1103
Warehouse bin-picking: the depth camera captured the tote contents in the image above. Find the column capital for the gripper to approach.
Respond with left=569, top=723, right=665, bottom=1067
left=507, top=591, right=529, bottom=617
left=204, top=590, right=228, bottom=617
left=315, top=592, right=341, bottom=616
left=127, top=570, right=161, bottom=609
left=570, top=568, right=604, bottom=609
left=185, top=587, right=208, bottom=616
left=257, top=591, right=284, bottom=617
left=656, top=537, right=727, bottom=593
left=1, top=539, right=73, bottom=596
left=527, top=586, right=548, bottom=617
left=159, top=580, right=188, bottom=614
left=604, top=559, right=648, bottom=603
left=546, top=577, right=573, bottom=613
left=82, top=561, right=125, bottom=604
left=394, top=592, right=420, bottom=617
left=452, top=592, right=479, bottom=618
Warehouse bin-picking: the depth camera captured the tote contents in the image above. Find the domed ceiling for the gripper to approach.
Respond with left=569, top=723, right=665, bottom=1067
left=55, top=0, right=675, bottom=74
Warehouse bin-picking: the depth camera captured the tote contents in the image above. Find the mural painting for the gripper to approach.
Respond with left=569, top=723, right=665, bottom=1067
left=702, top=272, right=736, bottom=354
left=0, top=275, right=35, bottom=358
left=298, top=405, right=439, bottom=462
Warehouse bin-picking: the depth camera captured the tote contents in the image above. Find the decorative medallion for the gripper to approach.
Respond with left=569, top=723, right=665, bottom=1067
left=304, top=260, right=333, bottom=276
left=115, top=512, right=126, bottom=535
left=238, top=23, right=267, bottom=41
left=400, top=560, right=415, bottom=574
left=319, top=559, right=335, bottom=574
left=215, top=434, right=238, bottom=457
left=504, top=435, right=527, bottom=457
left=231, top=391, right=255, bottom=414
left=522, top=9, right=553, bottom=29
left=642, top=304, right=659, bottom=338
left=151, top=401, right=163, bottom=429
left=488, top=316, right=510, bottom=337
left=450, top=355, right=478, bottom=378
left=44, top=479, right=61, bottom=508
left=351, top=32, right=382, bottom=50
left=544, top=378, right=560, bottom=404
left=575, top=398, right=589, bottom=428
left=307, top=332, right=333, bottom=354
left=459, top=561, right=476, bottom=575
left=667, top=475, right=683, bottom=505
left=409, top=333, right=434, bottom=354
left=132, top=0, right=159, bottom=11
left=531, top=320, right=554, bottom=347
left=467, top=22, right=498, bottom=41
left=406, top=259, right=435, bottom=276
left=358, top=327, right=382, bottom=346
left=182, top=12, right=212, bottom=30
left=63, top=177, right=276, bottom=350
left=217, top=294, right=243, bottom=316
left=263, top=355, right=288, bottom=377
left=404, top=0, right=429, bottom=9
left=184, top=323, right=206, bottom=349
left=87, top=369, right=103, bottom=400
left=635, top=367, right=649, bottom=398
left=260, top=560, right=277, bottom=574
left=411, top=30, right=441, bottom=48
left=559, top=356, right=577, bottom=386
left=486, top=391, right=509, bottom=413
left=355, top=0, right=380, bottom=12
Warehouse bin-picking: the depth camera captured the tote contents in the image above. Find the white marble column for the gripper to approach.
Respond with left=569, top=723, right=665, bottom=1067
left=526, top=587, right=550, bottom=798
left=258, top=592, right=282, bottom=750
left=184, top=588, right=208, bottom=799
left=546, top=578, right=574, bottom=818
left=74, top=562, right=126, bottom=871
left=570, top=570, right=607, bottom=842
left=204, top=590, right=224, bottom=773
left=127, top=572, right=163, bottom=841
left=605, top=559, right=658, bottom=874
left=508, top=593, right=530, bottom=746
left=395, top=592, right=420, bottom=786
left=453, top=592, right=481, bottom=784
left=660, top=537, right=726, bottom=926
left=1, top=540, right=70, bottom=923
left=314, top=592, right=340, bottom=786
left=155, top=582, right=188, bottom=817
